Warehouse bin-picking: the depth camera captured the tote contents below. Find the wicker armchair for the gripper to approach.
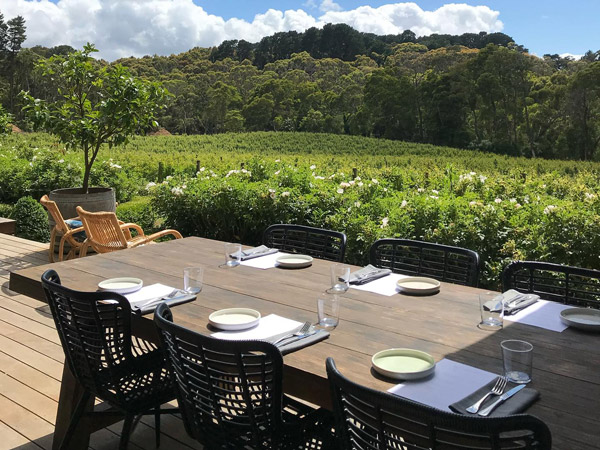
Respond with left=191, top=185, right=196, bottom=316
left=369, top=238, right=480, bottom=287
left=40, top=195, right=87, bottom=262
left=154, top=303, right=333, bottom=449
left=76, top=206, right=182, bottom=256
left=326, top=358, right=551, bottom=450
left=263, top=224, right=347, bottom=262
left=41, top=270, right=177, bottom=450
left=502, top=261, right=600, bottom=309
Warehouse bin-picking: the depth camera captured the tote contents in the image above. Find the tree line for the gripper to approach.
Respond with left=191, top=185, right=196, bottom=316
left=1, top=11, right=599, bottom=160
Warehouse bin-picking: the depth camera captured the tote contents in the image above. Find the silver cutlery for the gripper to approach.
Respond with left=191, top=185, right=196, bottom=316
left=466, top=376, right=507, bottom=413
left=272, top=321, right=312, bottom=345
left=478, top=384, right=526, bottom=416
left=278, top=329, right=317, bottom=346
left=136, top=289, right=180, bottom=310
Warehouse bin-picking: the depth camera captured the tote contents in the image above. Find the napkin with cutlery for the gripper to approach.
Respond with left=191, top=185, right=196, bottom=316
left=349, top=264, right=392, bottom=285
left=125, top=283, right=197, bottom=315
left=502, top=289, right=540, bottom=315
left=240, top=245, right=278, bottom=261
left=450, top=379, right=539, bottom=417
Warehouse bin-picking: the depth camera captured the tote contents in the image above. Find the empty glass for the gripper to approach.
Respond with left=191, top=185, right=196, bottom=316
left=329, top=264, right=350, bottom=293
left=224, top=243, right=242, bottom=267
left=502, top=340, right=533, bottom=383
left=317, top=294, right=340, bottom=330
left=478, top=292, right=504, bottom=330
left=183, top=266, right=203, bottom=294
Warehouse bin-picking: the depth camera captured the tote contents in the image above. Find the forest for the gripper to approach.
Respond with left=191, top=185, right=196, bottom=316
left=1, top=11, right=599, bottom=160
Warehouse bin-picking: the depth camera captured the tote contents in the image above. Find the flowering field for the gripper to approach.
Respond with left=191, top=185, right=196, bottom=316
left=2, top=132, right=599, bottom=288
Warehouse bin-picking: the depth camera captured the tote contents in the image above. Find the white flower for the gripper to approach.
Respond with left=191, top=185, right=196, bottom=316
left=543, top=205, right=556, bottom=215
left=430, top=195, right=439, bottom=200
left=515, top=203, right=522, bottom=209
left=585, top=192, right=596, bottom=200
left=340, top=182, right=351, bottom=188
left=32, top=155, right=37, bottom=161
left=171, top=187, right=183, bottom=196
left=241, top=168, right=248, bottom=174
left=268, top=188, right=276, bottom=194
left=314, top=175, right=325, bottom=180
left=541, top=184, right=546, bottom=189
left=355, top=176, right=361, bottom=181
left=310, top=164, right=316, bottom=170
left=469, top=201, right=477, bottom=206
left=199, top=167, right=206, bottom=172
left=145, top=182, right=157, bottom=190
left=510, top=198, right=517, bottom=203
left=495, top=198, right=502, bottom=203
left=275, top=159, right=280, bottom=162
left=357, top=181, right=364, bottom=187
left=281, top=191, right=290, bottom=197
left=337, top=188, right=344, bottom=194
left=470, top=171, right=476, bottom=176
left=109, top=162, right=122, bottom=169
left=401, top=200, right=408, bottom=208
left=431, top=189, right=439, bottom=194
left=524, top=195, right=530, bottom=204
left=383, top=188, right=388, bottom=192
left=479, top=175, right=487, bottom=183
left=349, top=180, right=355, bottom=186
left=166, top=175, right=173, bottom=181
left=380, top=217, right=389, bottom=228
left=371, top=178, right=379, bottom=184
left=58, top=159, right=64, bottom=163
left=417, top=188, right=425, bottom=193
left=275, top=170, right=280, bottom=175
left=29, top=162, right=33, bottom=167
left=329, top=174, right=336, bottom=179
left=354, top=201, right=361, bottom=207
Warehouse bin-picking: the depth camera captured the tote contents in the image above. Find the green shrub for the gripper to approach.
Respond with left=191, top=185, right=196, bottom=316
left=116, top=196, right=159, bottom=234
left=0, top=203, right=13, bottom=218
left=10, top=196, right=50, bottom=242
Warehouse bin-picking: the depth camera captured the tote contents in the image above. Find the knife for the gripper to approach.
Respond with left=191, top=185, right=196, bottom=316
left=478, top=384, right=526, bottom=416
left=275, top=329, right=317, bottom=347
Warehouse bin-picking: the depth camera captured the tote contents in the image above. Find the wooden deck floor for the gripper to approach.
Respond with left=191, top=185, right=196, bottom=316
left=0, top=233, right=202, bottom=450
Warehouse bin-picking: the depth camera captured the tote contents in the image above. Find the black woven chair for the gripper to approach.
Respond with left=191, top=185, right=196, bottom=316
left=41, top=269, right=177, bottom=450
left=369, top=238, right=480, bottom=287
left=263, top=224, right=347, bottom=262
left=326, top=358, right=551, bottom=450
left=154, top=303, right=333, bottom=449
left=502, top=261, right=600, bottom=309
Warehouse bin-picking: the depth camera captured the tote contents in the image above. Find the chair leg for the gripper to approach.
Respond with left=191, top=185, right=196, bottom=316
left=48, top=228, right=57, bottom=263
left=155, top=407, right=161, bottom=447
left=119, top=414, right=135, bottom=450
left=59, top=390, right=92, bottom=450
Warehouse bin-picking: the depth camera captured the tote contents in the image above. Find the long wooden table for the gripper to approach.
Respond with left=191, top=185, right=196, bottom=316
left=9, top=237, right=600, bottom=449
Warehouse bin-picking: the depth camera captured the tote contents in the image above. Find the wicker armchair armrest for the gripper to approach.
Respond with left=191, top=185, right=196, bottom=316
left=129, top=230, right=183, bottom=248
left=119, top=222, right=145, bottom=236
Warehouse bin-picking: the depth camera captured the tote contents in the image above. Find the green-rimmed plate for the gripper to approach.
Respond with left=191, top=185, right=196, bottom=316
left=372, top=348, right=436, bottom=380
left=560, top=308, right=600, bottom=332
left=97, top=277, right=143, bottom=294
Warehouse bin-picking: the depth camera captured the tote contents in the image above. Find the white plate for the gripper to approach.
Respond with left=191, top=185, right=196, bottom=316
left=98, top=277, right=143, bottom=294
left=209, top=308, right=261, bottom=331
left=560, top=308, right=600, bottom=331
left=276, top=254, right=313, bottom=269
left=372, top=348, right=436, bottom=380
left=396, top=277, right=440, bottom=295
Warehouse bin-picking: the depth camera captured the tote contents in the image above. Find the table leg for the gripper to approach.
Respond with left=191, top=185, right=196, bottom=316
left=53, top=362, right=93, bottom=450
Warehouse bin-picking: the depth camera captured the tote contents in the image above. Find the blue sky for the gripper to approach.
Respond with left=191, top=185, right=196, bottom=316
left=4, top=1, right=598, bottom=60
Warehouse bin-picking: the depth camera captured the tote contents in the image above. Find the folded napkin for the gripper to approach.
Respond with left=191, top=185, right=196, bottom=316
left=504, top=299, right=571, bottom=332
left=125, top=283, right=175, bottom=307
left=240, top=245, right=278, bottom=261
left=135, top=294, right=196, bottom=315
left=502, top=289, right=540, bottom=315
left=450, top=380, right=539, bottom=417
left=349, top=264, right=392, bottom=285
left=278, top=329, right=329, bottom=355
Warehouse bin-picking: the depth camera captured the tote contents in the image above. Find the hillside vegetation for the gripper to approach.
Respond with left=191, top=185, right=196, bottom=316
left=2, top=132, right=599, bottom=288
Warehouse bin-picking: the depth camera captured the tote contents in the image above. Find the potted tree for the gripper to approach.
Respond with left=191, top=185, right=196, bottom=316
left=21, top=43, right=168, bottom=220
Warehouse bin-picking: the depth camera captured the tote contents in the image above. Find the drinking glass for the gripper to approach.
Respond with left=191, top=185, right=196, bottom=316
left=478, top=292, right=504, bottom=330
left=329, top=264, right=350, bottom=293
left=501, top=340, right=533, bottom=383
left=317, top=294, right=340, bottom=330
left=183, top=266, right=203, bottom=294
left=224, top=243, right=242, bottom=267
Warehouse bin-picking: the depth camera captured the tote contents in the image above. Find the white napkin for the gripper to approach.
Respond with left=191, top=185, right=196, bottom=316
left=350, top=273, right=409, bottom=296
left=504, top=299, right=571, bottom=332
left=240, top=251, right=290, bottom=269
left=124, top=283, right=176, bottom=308
left=388, top=359, right=497, bottom=412
left=211, top=314, right=302, bottom=341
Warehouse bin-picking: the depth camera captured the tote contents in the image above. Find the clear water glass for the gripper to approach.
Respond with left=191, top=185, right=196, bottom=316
left=478, top=292, right=504, bottom=330
left=330, top=264, right=350, bottom=293
left=183, top=266, right=203, bottom=294
left=224, top=243, right=242, bottom=267
left=317, top=294, right=340, bottom=330
left=502, top=340, right=533, bottom=383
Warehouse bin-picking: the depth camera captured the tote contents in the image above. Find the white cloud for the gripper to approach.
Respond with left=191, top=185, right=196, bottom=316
left=559, top=52, right=583, bottom=60
left=320, top=0, right=343, bottom=13
left=1, top=1, right=503, bottom=61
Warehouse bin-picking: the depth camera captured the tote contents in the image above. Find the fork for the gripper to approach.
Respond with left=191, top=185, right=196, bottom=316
left=136, top=289, right=179, bottom=310
left=272, top=321, right=312, bottom=345
left=466, top=376, right=508, bottom=413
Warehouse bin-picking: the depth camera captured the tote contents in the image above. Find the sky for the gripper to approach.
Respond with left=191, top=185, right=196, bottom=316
left=0, top=0, right=598, bottom=61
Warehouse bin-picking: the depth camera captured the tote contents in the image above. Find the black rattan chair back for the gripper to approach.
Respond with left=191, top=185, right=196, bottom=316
left=263, top=224, right=347, bottom=262
left=326, top=358, right=551, bottom=450
left=369, top=238, right=480, bottom=287
left=502, top=261, right=600, bottom=308
left=42, top=269, right=136, bottom=402
left=154, top=303, right=287, bottom=448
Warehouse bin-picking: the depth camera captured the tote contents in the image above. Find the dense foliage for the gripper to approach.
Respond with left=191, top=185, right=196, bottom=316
left=1, top=11, right=599, bottom=160
left=10, top=195, right=50, bottom=242
left=2, top=132, right=599, bottom=288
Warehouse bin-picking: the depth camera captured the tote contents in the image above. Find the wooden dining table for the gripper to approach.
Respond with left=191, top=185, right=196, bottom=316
left=9, top=236, right=600, bottom=450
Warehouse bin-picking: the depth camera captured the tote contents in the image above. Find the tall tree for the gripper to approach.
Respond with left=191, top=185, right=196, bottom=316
left=5, top=15, right=26, bottom=113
